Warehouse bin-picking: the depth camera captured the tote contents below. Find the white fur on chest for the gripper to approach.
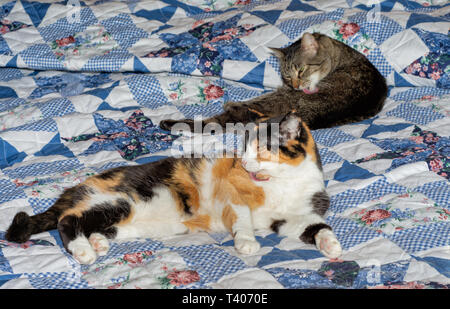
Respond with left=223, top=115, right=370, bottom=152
left=253, top=157, right=325, bottom=224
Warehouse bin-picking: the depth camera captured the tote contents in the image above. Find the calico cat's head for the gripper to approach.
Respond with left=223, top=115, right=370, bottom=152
left=271, top=32, right=335, bottom=94
left=241, top=111, right=321, bottom=180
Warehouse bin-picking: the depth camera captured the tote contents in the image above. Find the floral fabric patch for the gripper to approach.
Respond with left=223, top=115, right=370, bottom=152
left=63, top=110, right=179, bottom=161
left=145, top=15, right=264, bottom=76
left=82, top=249, right=201, bottom=289
left=309, top=20, right=376, bottom=56
left=354, top=125, right=450, bottom=180
left=0, top=19, right=30, bottom=34
left=349, top=192, right=450, bottom=235
left=166, top=78, right=225, bottom=106
left=403, top=29, right=450, bottom=88
left=50, top=25, right=119, bottom=63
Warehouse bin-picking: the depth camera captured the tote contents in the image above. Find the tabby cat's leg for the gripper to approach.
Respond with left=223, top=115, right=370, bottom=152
left=272, top=213, right=342, bottom=259
left=223, top=204, right=260, bottom=255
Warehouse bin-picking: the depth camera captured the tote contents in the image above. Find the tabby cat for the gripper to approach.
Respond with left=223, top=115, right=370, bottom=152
left=6, top=112, right=342, bottom=265
left=159, top=32, right=387, bottom=131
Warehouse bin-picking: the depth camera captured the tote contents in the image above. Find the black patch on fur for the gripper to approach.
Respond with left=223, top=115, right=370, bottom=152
left=57, top=215, right=79, bottom=253
left=69, top=185, right=94, bottom=206
left=175, top=190, right=192, bottom=215
left=311, top=190, right=330, bottom=216
left=121, top=158, right=177, bottom=201
left=57, top=198, right=132, bottom=252
left=300, top=223, right=332, bottom=245
left=270, top=219, right=286, bottom=234
left=5, top=212, right=32, bottom=243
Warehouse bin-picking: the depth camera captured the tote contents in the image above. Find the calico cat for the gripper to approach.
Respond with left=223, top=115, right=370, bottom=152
left=159, top=32, right=387, bottom=131
left=5, top=112, right=342, bottom=265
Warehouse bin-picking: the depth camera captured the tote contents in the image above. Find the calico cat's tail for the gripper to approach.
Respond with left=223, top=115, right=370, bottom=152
left=5, top=206, right=61, bottom=243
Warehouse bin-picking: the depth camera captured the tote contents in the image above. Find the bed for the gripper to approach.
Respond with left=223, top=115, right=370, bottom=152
left=0, top=0, right=448, bottom=289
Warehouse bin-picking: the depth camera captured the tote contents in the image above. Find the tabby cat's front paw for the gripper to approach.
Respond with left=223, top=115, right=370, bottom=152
left=234, top=238, right=261, bottom=255
left=159, top=119, right=179, bottom=131
left=223, top=102, right=241, bottom=112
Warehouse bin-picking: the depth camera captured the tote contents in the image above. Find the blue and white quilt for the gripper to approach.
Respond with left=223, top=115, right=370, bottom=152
left=0, top=0, right=449, bottom=289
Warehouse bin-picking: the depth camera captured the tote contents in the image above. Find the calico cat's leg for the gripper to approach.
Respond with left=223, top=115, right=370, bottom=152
left=223, top=205, right=260, bottom=255
left=272, top=214, right=342, bottom=259
left=57, top=199, right=129, bottom=264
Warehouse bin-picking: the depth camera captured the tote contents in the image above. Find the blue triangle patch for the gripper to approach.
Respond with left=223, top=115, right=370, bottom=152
left=362, top=123, right=412, bottom=138
left=412, top=256, right=450, bottom=278
left=406, top=13, right=447, bottom=29
left=84, top=80, right=120, bottom=100
left=21, top=1, right=51, bottom=28
left=0, top=86, right=17, bottom=99
left=6, top=55, right=18, bottom=68
left=334, top=161, right=376, bottom=182
left=134, top=6, right=177, bottom=24
left=134, top=56, right=150, bottom=73
left=394, top=72, right=416, bottom=87
left=34, top=133, right=75, bottom=158
left=250, top=10, right=283, bottom=25
left=287, top=0, right=319, bottom=12
left=0, top=137, right=27, bottom=169
left=97, top=101, right=121, bottom=111
left=238, top=62, right=265, bottom=89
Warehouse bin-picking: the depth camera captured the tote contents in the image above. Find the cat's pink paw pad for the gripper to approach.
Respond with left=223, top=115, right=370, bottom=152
left=88, top=233, right=110, bottom=256
left=315, top=229, right=342, bottom=259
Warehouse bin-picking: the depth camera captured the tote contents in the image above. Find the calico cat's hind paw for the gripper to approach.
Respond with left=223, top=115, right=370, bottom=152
left=234, top=238, right=261, bottom=255
left=315, top=229, right=342, bottom=259
left=89, top=233, right=110, bottom=256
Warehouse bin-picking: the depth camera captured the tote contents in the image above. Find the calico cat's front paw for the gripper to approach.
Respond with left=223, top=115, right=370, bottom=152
left=234, top=238, right=261, bottom=255
left=68, top=237, right=97, bottom=265
left=89, top=233, right=110, bottom=256
left=315, top=229, right=342, bottom=259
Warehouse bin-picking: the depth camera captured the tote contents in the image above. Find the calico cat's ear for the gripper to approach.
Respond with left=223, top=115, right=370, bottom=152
left=269, top=47, right=285, bottom=59
left=279, top=112, right=301, bottom=142
left=300, top=32, right=319, bottom=57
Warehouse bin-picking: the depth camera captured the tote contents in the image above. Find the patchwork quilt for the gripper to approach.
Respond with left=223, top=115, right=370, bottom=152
left=0, top=0, right=449, bottom=289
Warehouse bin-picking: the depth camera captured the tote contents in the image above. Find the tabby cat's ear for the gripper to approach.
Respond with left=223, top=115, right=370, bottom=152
left=279, top=112, right=301, bottom=142
left=300, top=32, right=319, bottom=57
left=269, top=47, right=285, bottom=59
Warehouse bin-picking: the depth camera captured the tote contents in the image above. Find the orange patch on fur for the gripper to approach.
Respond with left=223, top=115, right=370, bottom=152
left=58, top=194, right=90, bottom=220
left=212, top=158, right=265, bottom=209
left=84, top=172, right=123, bottom=193
left=256, top=122, right=318, bottom=166
left=183, top=214, right=211, bottom=231
left=222, top=205, right=237, bottom=233
left=248, top=108, right=266, bottom=118
left=301, top=123, right=318, bottom=163
left=169, top=161, right=201, bottom=213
